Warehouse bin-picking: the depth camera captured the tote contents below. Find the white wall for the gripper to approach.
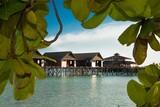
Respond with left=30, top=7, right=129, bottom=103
left=41, top=60, right=45, bottom=67
left=74, top=60, right=76, bottom=67
left=92, top=61, right=96, bottom=67
left=130, top=64, right=137, bottom=68
left=101, top=61, right=103, bottom=67
left=61, top=61, right=67, bottom=67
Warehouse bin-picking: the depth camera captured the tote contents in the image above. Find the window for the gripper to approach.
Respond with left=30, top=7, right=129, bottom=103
left=37, top=60, right=40, bottom=64
left=70, top=61, right=73, bottom=64
left=96, top=61, right=99, bottom=64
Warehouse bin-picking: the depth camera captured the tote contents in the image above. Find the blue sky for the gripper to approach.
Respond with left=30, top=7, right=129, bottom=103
left=46, top=0, right=112, bottom=35
left=46, top=0, right=84, bottom=35
left=41, top=0, right=160, bottom=66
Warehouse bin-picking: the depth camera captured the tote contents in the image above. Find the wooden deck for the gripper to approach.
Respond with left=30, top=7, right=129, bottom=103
left=44, top=66, right=139, bottom=77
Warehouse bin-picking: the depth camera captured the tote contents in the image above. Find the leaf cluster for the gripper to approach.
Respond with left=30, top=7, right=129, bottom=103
left=127, top=64, right=160, bottom=107
left=64, top=0, right=160, bottom=65
left=0, top=0, right=49, bottom=100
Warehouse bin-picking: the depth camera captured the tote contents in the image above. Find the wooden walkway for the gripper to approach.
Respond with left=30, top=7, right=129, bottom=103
left=44, top=66, right=139, bottom=77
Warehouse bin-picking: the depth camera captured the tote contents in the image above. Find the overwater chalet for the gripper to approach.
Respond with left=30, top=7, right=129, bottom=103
left=103, top=53, right=136, bottom=68
left=44, top=51, right=76, bottom=67
left=74, top=52, right=103, bottom=67
left=33, top=51, right=45, bottom=67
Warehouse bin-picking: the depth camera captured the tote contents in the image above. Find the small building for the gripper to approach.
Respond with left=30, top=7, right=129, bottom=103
left=74, top=52, right=103, bottom=67
left=33, top=51, right=45, bottom=67
left=103, top=53, right=136, bottom=68
left=44, top=51, right=76, bottom=67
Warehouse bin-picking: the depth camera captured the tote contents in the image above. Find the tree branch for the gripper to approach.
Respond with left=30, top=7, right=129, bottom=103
left=10, top=0, right=35, bottom=58
left=10, top=13, right=24, bottom=58
left=43, top=0, right=63, bottom=46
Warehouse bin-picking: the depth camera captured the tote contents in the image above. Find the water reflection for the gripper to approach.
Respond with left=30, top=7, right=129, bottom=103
left=88, top=75, right=98, bottom=102
left=0, top=77, right=136, bottom=107
left=91, top=75, right=97, bottom=90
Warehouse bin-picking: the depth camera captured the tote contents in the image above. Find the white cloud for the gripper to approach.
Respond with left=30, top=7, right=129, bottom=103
left=40, top=21, right=160, bottom=66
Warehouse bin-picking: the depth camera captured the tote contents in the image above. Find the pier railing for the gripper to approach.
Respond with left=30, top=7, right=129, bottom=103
left=44, top=66, right=139, bottom=77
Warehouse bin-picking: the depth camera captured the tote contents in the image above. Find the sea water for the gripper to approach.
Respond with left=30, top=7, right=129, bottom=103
left=0, top=76, right=136, bottom=107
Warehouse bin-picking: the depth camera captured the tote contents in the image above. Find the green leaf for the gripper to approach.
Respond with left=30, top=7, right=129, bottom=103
left=0, top=34, right=10, bottom=59
left=89, top=0, right=105, bottom=13
left=145, top=64, right=160, bottom=77
left=27, top=37, right=42, bottom=50
left=0, top=61, right=11, bottom=83
left=118, top=23, right=140, bottom=46
left=14, top=73, right=35, bottom=100
left=26, top=11, right=37, bottom=25
left=138, top=65, right=159, bottom=87
left=23, top=22, right=39, bottom=40
left=9, top=71, right=13, bottom=85
left=71, top=0, right=90, bottom=22
left=138, top=71, right=154, bottom=88
left=37, top=0, right=49, bottom=3
left=34, top=10, right=48, bottom=38
left=89, top=0, right=112, bottom=13
left=139, top=20, right=154, bottom=39
left=35, top=16, right=48, bottom=38
left=33, top=2, right=49, bottom=17
left=82, top=9, right=108, bottom=29
left=10, top=59, right=26, bottom=76
left=0, top=0, right=26, bottom=20
left=37, top=40, right=49, bottom=49
left=147, top=82, right=160, bottom=107
left=33, top=0, right=49, bottom=16
left=21, top=0, right=29, bottom=2
left=18, top=53, right=33, bottom=62
left=149, top=0, right=160, bottom=17
left=34, top=9, right=48, bottom=17
left=148, top=34, right=160, bottom=51
left=127, top=80, right=147, bottom=106
left=133, top=38, right=148, bottom=65
left=20, top=58, right=46, bottom=79
left=95, top=0, right=108, bottom=4
left=10, top=59, right=33, bottom=89
left=143, top=4, right=152, bottom=18
left=0, top=80, right=7, bottom=95
left=154, top=20, right=160, bottom=37
left=15, top=30, right=25, bottom=56
left=0, top=14, right=19, bottom=38
left=14, top=73, right=31, bottom=90
left=64, top=0, right=72, bottom=9
left=115, top=0, right=148, bottom=17
left=29, top=61, right=46, bottom=79
left=109, top=3, right=130, bottom=21
left=110, top=3, right=141, bottom=21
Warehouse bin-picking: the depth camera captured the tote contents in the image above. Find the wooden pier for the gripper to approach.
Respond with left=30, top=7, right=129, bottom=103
left=44, top=66, right=139, bottom=77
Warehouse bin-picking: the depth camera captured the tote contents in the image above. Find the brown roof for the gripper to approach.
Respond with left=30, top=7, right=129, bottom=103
left=104, top=60, right=136, bottom=64
left=33, top=51, right=56, bottom=62
left=103, top=53, right=131, bottom=61
left=125, top=61, right=136, bottom=64
left=44, top=51, right=76, bottom=61
left=74, top=52, right=103, bottom=61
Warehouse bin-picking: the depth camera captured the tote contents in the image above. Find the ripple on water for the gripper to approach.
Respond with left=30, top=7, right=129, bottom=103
left=0, top=76, right=136, bottom=107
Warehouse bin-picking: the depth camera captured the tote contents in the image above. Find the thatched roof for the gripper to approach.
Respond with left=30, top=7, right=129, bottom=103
left=104, top=60, right=136, bottom=64
left=33, top=51, right=56, bottom=62
left=44, top=51, right=76, bottom=61
left=103, top=53, right=131, bottom=61
left=74, top=52, right=103, bottom=61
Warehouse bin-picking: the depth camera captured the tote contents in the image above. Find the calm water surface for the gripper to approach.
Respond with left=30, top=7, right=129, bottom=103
left=0, top=76, right=136, bottom=107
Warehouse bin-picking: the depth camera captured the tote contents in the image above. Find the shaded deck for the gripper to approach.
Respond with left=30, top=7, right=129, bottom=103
left=44, top=66, right=139, bottom=77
